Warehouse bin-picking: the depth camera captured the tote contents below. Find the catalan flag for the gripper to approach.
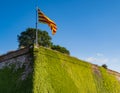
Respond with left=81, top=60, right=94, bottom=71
left=38, top=9, right=57, bottom=35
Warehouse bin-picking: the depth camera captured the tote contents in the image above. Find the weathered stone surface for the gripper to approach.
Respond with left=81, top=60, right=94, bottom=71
left=0, top=47, right=33, bottom=80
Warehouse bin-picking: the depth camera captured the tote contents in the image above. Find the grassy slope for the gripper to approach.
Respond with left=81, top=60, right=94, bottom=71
left=0, top=65, right=33, bottom=93
left=33, top=47, right=120, bottom=93
left=0, top=47, right=120, bottom=93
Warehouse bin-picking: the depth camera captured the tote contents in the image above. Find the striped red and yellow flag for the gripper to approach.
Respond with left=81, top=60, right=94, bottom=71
left=38, top=9, right=57, bottom=35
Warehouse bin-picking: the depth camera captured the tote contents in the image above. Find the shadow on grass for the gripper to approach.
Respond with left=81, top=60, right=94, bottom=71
left=0, top=46, right=34, bottom=93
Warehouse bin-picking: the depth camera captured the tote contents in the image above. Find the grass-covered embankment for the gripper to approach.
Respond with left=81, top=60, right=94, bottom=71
left=0, top=65, right=33, bottom=93
left=33, top=47, right=120, bottom=93
left=0, top=47, right=120, bottom=93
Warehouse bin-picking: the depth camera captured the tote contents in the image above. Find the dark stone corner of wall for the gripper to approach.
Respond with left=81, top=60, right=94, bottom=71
left=0, top=47, right=33, bottom=63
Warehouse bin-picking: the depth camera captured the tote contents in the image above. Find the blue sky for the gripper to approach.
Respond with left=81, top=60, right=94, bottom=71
left=0, top=0, right=120, bottom=72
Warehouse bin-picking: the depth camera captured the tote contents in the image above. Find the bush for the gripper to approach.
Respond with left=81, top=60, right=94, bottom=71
left=51, top=45, right=70, bottom=55
left=102, top=64, right=107, bottom=69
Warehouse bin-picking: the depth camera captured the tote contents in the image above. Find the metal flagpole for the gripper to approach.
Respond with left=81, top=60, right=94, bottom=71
left=35, top=0, right=38, bottom=47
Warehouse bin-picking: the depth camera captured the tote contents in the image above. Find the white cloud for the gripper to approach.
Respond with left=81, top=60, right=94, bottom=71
left=85, top=53, right=109, bottom=64
left=85, top=56, right=109, bottom=63
left=111, top=58, right=119, bottom=63
left=83, top=53, right=120, bottom=72
left=96, top=53, right=104, bottom=57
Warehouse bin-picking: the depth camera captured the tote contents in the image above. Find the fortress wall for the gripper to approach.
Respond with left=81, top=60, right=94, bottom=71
left=0, top=48, right=31, bottom=70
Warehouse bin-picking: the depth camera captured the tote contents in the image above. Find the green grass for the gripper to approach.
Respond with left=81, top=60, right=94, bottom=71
left=98, top=67, right=120, bottom=93
left=0, top=65, right=33, bottom=93
left=33, top=47, right=120, bottom=93
left=0, top=47, right=120, bottom=93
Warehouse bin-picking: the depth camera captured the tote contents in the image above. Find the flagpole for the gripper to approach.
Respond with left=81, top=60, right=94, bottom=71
left=35, top=0, right=38, bottom=47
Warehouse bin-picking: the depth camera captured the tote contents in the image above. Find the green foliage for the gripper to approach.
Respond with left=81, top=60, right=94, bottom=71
left=99, top=67, right=120, bottom=93
left=33, top=47, right=120, bottom=93
left=33, top=47, right=78, bottom=93
left=0, top=65, right=33, bottom=93
left=51, top=45, right=70, bottom=55
left=17, top=28, right=52, bottom=48
left=102, top=64, right=108, bottom=69
left=17, top=28, right=70, bottom=55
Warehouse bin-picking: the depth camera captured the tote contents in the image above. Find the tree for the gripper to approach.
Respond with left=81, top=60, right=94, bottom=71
left=51, top=45, right=70, bottom=55
left=17, top=28, right=52, bottom=48
left=18, top=28, right=70, bottom=55
left=102, top=64, right=108, bottom=69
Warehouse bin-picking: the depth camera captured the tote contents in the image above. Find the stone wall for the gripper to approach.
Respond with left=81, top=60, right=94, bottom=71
left=0, top=47, right=33, bottom=80
left=107, top=69, right=120, bottom=81
left=92, top=64, right=120, bottom=81
left=0, top=48, right=29, bottom=62
left=0, top=47, right=30, bottom=70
